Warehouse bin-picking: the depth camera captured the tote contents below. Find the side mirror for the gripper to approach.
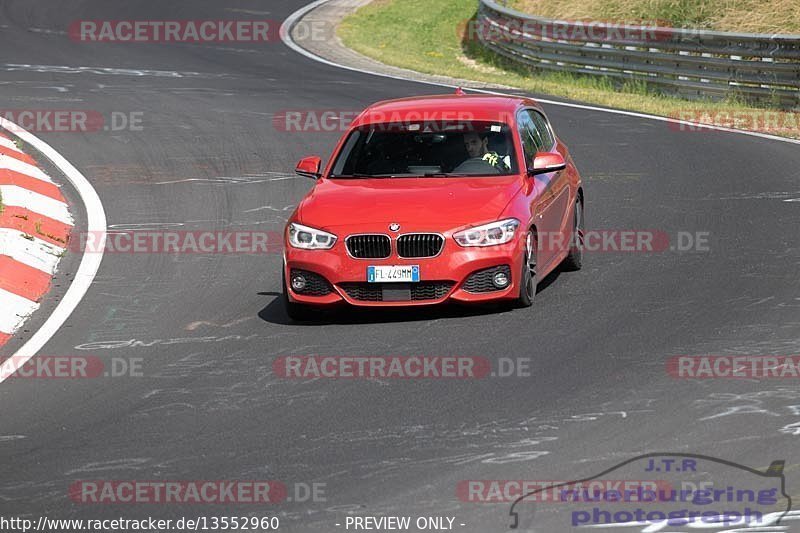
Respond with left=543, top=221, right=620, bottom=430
left=528, top=152, right=566, bottom=176
left=295, top=156, right=322, bottom=179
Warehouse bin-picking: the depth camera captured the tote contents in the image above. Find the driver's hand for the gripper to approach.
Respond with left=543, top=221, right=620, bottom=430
left=482, top=152, right=500, bottom=166
left=482, top=151, right=510, bottom=170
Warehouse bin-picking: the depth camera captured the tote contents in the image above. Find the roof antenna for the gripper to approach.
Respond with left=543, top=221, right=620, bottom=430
left=455, top=87, right=466, bottom=96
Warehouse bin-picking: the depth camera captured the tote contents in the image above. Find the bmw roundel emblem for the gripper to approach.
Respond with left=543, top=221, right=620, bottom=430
left=389, top=223, right=401, bottom=232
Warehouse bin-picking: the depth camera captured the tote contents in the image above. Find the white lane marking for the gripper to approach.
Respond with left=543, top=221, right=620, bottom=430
left=154, top=172, right=298, bottom=185
left=0, top=117, right=106, bottom=385
left=226, top=8, right=271, bottom=15
left=0, top=288, right=39, bottom=335
left=0, top=185, right=73, bottom=225
left=280, top=0, right=800, bottom=146
left=243, top=204, right=295, bottom=213
left=154, top=176, right=297, bottom=185
left=0, top=228, right=64, bottom=274
left=27, top=27, right=67, bottom=36
left=0, top=154, right=54, bottom=183
left=1, top=63, right=226, bottom=79
left=107, top=222, right=185, bottom=230
left=0, top=136, right=23, bottom=153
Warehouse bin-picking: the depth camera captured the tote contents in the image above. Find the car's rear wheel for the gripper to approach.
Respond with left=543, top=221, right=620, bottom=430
left=282, top=270, right=317, bottom=322
left=562, top=196, right=584, bottom=271
left=516, top=231, right=536, bottom=308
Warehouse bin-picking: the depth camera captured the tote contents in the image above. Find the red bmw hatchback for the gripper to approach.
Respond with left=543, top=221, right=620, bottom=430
left=282, top=92, right=584, bottom=320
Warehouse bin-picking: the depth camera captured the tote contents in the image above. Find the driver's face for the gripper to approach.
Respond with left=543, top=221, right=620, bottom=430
left=464, top=134, right=487, bottom=158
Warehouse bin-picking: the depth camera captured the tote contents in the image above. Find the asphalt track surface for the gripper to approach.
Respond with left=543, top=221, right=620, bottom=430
left=1, top=1, right=800, bottom=531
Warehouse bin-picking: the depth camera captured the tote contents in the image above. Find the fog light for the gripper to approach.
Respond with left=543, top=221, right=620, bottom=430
left=492, top=271, right=509, bottom=288
left=291, top=274, right=307, bottom=292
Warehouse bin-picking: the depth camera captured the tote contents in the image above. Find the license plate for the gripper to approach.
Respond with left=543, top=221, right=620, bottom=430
left=367, top=265, right=420, bottom=283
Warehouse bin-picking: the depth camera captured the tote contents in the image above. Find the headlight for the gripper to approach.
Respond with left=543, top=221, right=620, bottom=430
left=453, top=218, right=520, bottom=247
left=287, top=222, right=337, bottom=250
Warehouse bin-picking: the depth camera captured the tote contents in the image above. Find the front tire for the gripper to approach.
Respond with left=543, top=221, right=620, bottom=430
left=516, top=231, right=536, bottom=308
left=562, top=196, right=584, bottom=271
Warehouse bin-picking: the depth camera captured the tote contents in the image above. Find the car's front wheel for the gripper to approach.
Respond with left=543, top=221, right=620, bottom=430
left=562, top=196, right=584, bottom=271
left=516, top=231, right=536, bottom=308
left=282, top=270, right=317, bottom=321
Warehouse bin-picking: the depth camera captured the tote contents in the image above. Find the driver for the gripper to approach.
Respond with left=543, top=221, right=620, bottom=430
left=463, top=131, right=510, bottom=171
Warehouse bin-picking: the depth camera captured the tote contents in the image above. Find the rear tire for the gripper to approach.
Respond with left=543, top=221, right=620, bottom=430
left=283, top=270, right=317, bottom=322
left=515, top=231, right=536, bottom=308
left=562, top=196, right=584, bottom=271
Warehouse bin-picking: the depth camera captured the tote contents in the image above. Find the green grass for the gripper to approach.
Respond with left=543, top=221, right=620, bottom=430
left=338, top=0, right=799, bottom=138
left=510, top=0, right=800, bottom=34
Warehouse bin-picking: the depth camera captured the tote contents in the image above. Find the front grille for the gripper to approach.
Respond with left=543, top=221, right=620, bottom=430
left=339, top=281, right=455, bottom=302
left=346, top=234, right=391, bottom=259
left=462, top=265, right=511, bottom=293
left=397, top=234, right=444, bottom=258
left=290, top=269, right=332, bottom=296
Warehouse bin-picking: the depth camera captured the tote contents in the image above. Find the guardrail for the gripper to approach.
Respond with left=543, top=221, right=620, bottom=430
left=475, top=0, right=800, bottom=107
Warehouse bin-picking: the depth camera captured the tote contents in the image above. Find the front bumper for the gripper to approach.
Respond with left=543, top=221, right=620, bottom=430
left=284, top=237, right=525, bottom=307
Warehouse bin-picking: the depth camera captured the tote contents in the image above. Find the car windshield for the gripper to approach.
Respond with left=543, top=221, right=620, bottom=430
left=330, top=120, right=518, bottom=178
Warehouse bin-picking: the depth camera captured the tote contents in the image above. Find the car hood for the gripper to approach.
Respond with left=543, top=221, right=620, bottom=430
left=297, top=176, right=522, bottom=232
